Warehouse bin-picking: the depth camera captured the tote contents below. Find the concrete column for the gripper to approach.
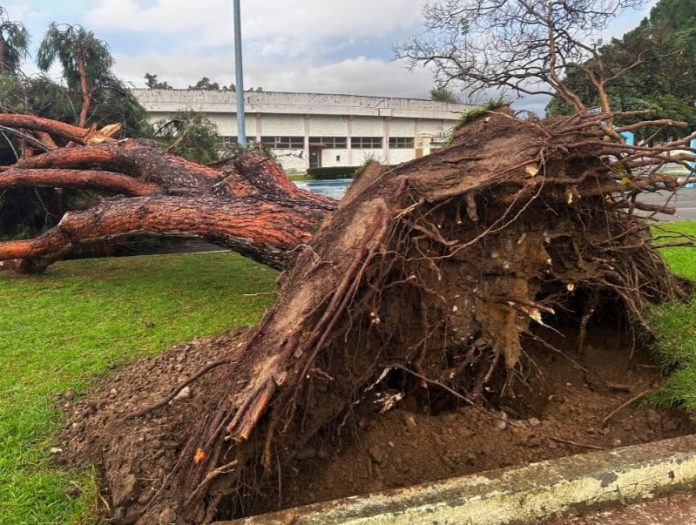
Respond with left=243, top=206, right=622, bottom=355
left=255, top=113, right=261, bottom=143
left=347, top=115, right=353, bottom=165
left=383, top=117, right=390, bottom=165
left=303, top=114, right=310, bottom=171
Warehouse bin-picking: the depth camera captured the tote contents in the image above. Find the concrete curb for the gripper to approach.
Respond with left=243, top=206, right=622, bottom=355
left=225, top=434, right=696, bottom=524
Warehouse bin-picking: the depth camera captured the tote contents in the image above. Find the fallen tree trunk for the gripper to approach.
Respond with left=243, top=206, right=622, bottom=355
left=4, top=109, right=694, bottom=523
left=0, top=115, right=335, bottom=272
left=79, top=108, right=689, bottom=523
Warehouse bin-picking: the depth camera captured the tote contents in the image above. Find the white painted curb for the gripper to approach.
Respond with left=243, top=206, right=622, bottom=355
left=226, top=434, right=696, bottom=524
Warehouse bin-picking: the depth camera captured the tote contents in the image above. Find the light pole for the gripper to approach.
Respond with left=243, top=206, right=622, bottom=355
left=233, top=0, right=247, bottom=146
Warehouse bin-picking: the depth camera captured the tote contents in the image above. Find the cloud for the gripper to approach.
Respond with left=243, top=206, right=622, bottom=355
left=85, top=0, right=424, bottom=52
left=86, top=0, right=435, bottom=97
left=112, top=50, right=436, bottom=98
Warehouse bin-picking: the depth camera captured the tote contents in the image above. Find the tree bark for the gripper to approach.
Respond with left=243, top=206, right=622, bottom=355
left=76, top=50, right=90, bottom=128
left=0, top=115, right=336, bottom=272
left=2, top=110, right=693, bottom=524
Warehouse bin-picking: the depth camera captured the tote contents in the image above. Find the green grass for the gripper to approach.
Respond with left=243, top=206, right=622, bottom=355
left=288, top=173, right=310, bottom=181
left=3, top=223, right=696, bottom=524
left=648, top=221, right=696, bottom=410
left=0, top=252, right=276, bottom=525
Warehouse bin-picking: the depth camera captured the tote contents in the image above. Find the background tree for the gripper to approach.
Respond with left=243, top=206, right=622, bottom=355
left=151, top=111, right=220, bottom=164
left=430, top=85, right=460, bottom=103
left=144, top=72, right=173, bottom=90
left=0, top=6, right=28, bottom=75
left=547, top=0, right=696, bottom=142
left=188, top=76, right=221, bottom=91
left=37, top=24, right=113, bottom=127
left=398, top=0, right=643, bottom=129
left=1, top=22, right=150, bottom=244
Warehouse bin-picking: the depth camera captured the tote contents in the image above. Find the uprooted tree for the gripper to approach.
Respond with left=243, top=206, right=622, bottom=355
left=2, top=0, right=696, bottom=523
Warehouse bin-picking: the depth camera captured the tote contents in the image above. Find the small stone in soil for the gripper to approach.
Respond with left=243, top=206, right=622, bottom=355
left=158, top=508, right=176, bottom=525
left=528, top=417, right=541, bottom=427
left=50, top=447, right=63, bottom=454
left=173, top=386, right=191, bottom=401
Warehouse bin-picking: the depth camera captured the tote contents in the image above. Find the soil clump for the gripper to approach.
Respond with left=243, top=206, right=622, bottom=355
left=57, top=323, right=693, bottom=522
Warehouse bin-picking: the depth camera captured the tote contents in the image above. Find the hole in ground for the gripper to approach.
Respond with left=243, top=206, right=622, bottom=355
left=236, top=321, right=694, bottom=519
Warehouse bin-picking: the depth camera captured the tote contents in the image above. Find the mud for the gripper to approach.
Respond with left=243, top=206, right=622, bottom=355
left=57, top=323, right=693, bottom=523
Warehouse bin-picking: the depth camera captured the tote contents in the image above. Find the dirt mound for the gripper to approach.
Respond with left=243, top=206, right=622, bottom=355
left=58, top=323, right=693, bottom=523
left=57, top=332, right=242, bottom=523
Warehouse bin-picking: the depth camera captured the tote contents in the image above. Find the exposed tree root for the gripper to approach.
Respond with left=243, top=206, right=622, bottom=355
left=3, top=108, right=694, bottom=523
left=125, top=108, right=688, bottom=523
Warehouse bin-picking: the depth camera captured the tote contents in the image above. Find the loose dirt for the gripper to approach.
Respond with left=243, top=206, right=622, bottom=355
left=57, top=322, right=694, bottom=523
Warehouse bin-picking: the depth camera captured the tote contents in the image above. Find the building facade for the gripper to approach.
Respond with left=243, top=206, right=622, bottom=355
left=132, top=89, right=470, bottom=173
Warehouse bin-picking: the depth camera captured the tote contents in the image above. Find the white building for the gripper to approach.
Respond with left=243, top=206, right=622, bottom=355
left=132, top=89, right=470, bottom=173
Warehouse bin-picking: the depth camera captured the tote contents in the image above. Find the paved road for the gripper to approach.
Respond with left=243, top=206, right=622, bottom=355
left=294, top=179, right=696, bottom=220
left=639, top=187, right=696, bottom=221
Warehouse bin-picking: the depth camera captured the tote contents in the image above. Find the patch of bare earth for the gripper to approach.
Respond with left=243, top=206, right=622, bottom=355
left=57, top=323, right=693, bottom=523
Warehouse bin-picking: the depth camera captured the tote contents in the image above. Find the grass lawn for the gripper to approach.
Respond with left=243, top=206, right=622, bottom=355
left=2, top=224, right=696, bottom=524
left=648, top=221, right=696, bottom=409
left=0, top=252, right=276, bottom=525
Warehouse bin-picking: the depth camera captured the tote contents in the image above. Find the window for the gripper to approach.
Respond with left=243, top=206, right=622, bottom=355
left=261, top=136, right=304, bottom=149
left=219, top=136, right=238, bottom=145
left=351, top=137, right=383, bottom=149
left=309, top=136, right=347, bottom=148
left=389, top=137, right=414, bottom=149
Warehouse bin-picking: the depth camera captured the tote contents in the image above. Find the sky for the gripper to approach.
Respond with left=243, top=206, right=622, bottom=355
left=3, top=0, right=659, bottom=114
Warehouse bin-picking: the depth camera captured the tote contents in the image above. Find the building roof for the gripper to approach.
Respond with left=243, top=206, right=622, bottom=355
left=131, top=89, right=470, bottom=120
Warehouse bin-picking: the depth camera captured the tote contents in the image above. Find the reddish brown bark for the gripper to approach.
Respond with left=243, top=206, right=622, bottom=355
left=0, top=168, right=159, bottom=196
left=0, top=115, right=336, bottom=272
left=0, top=114, right=90, bottom=144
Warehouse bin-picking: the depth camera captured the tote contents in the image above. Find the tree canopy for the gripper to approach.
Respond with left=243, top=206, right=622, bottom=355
left=547, top=0, right=696, bottom=140
left=430, top=86, right=460, bottom=103
left=0, top=6, right=28, bottom=74
left=145, top=72, right=173, bottom=90
left=37, top=23, right=114, bottom=127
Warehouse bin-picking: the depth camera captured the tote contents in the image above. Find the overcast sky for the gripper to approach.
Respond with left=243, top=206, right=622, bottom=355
left=4, top=0, right=658, bottom=114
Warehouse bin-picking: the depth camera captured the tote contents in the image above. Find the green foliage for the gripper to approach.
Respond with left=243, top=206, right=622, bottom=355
left=0, top=6, right=29, bottom=74
left=188, top=76, right=235, bottom=91
left=90, top=75, right=152, bottom=138
left=455, top=96, right=508, bottom=129
left=189, top=76, right=219, bottom=90
left=37, top=24, right=113, bottom=99
left=0, top=21, right=150, bottom=241
left=219, top=140, right=275, bottom=161
left=151, top=111, right=220, bottom=164
left=307, top=166, right=361, bottom=179
left=430, top=86, right=460, bottom=103
left=0, top=73, right=75, bottom=121
left=144, top=72, right=172, bottom=90
left=548, top=0, right=696, bottom=141
left=0, top=252, right=276, bottom=524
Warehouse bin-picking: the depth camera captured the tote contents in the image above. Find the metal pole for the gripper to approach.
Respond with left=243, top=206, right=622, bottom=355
left=233, top=0, right=247, bottom=146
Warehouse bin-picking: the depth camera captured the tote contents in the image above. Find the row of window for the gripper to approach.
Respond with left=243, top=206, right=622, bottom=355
left=218, top=136, right=415, bottom=149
